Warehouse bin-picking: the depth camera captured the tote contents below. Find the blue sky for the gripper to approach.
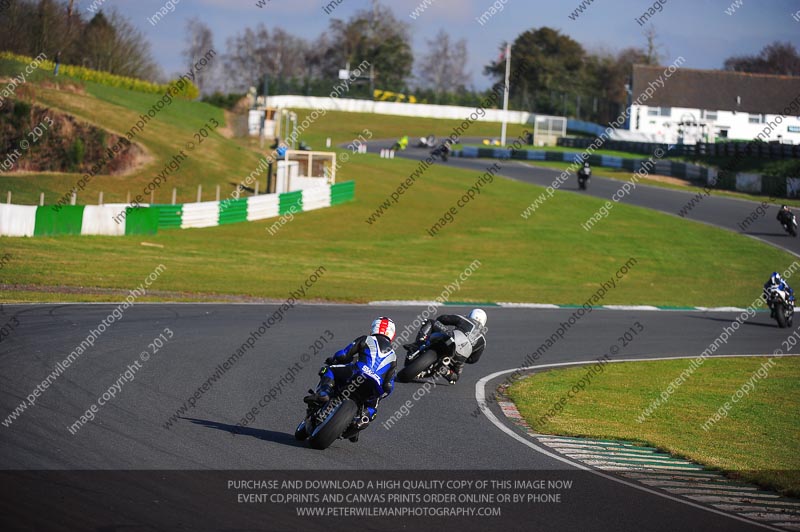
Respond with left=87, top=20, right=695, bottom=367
left=87, top=0, right=799, bottom=88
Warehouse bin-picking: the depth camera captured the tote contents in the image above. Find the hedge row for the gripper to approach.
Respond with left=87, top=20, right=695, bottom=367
left=0, top=52, right=198, bottom=99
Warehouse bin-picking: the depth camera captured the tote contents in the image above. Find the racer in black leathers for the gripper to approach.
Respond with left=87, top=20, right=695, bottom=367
left=431, top=139, right=452, bottom=161
left=777, top=205, right=796, bottom=231
left=404, top=309, right=487, bottom=384
left=577, top=162, right=591, bottom=188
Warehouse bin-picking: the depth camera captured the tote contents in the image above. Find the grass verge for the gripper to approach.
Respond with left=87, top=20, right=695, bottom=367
left=0, top=78, right=797, bottom=304
left=508, top=356, right=800, bottom=496
left=1, top=153, right=797, bottom=305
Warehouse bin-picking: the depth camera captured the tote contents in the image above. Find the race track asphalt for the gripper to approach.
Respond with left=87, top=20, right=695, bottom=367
left=387, top=140, right=800, bottom=257
left=0, top=302, right=787, bottom=531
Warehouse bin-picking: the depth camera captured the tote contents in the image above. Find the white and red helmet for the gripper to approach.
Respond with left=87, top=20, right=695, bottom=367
left=370, top=316, right=396, bottom=341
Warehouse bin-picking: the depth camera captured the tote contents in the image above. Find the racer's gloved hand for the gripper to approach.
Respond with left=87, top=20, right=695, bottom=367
left=324, top=356, right=336, bottom=366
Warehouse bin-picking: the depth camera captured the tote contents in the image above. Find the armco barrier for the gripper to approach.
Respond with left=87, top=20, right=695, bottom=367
left=0, top=181, right=355, bottom=237
left=218, top=198, right=248, bottom=226
left=153, top=204, right=183, bottom=229
left=331, top=181, right=355, bottom=206
left=302, top=187, right=331, bottom=211
left=181, top=202, right=220, bottom=229
left=455, top=147, right=798, bottom=198
left=246, top=194, right=279, bottom=222
left=279, top=190, right=303, bottom=216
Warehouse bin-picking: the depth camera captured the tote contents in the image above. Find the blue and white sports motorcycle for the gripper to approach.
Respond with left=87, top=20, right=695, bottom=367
left=767, top=284, right=795, bottom=328
left=295, top=336, right=395, bottom=450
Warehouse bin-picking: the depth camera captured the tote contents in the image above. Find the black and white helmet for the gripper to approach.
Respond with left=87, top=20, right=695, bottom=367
left=468, top=309, right=487, bottom=327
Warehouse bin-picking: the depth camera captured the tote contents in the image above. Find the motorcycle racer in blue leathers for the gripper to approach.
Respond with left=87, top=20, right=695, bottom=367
left=764, top=272, right=795, bottom=318
left=304, top=317, right=397, bottom=441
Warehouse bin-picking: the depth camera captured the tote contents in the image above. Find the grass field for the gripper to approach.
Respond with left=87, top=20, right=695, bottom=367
left=508, top=356, right=800, bottom=496
left=0, top=75, right=797, bottom=305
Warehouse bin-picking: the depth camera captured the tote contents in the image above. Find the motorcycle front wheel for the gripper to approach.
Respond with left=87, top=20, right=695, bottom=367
left=776, top=302, right=788, bottom=328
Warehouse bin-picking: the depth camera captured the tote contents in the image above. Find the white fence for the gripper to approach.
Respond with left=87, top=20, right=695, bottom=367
left=261, top=95, right=562, bottom=126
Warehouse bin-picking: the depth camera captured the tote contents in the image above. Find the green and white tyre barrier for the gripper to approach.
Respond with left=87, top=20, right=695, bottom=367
left=0, top=204, right=158, bottom=237
left=0, top=181, right=355, bottom=237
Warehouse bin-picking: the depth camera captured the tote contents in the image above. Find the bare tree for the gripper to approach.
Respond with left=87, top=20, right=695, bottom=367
left=724, top=42, right=800, bottom=76
left=223, top=24, right=308, bottom=93
left=223, top=27, right=262, bottom=92
left=108, top=11, right=160, bottom=80
left=449, top=38, right=470, bottom=90
left=416, top=29, right=471, bottom=100
left=183, top=18, right=215, bottom=92
left=304, top=33, right=338, bottom=81
left=642, top=25, right=663, bottom=65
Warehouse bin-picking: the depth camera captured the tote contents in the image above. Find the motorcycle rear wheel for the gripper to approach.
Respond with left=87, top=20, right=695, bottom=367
left=309, top=399, right=358, bottom=450
left=294, top=420, right=309, bottom=441
left=397, top=349, right=440, bottom=383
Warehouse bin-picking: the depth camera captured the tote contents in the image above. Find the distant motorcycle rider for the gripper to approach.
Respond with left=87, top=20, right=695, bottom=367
left=405, top=309, right=487, bottom=384
left=764, top=272, right=795, bottom=316
left=577, top=161, right=591, bottom=187
left=777, top=205, right=795, bottom=226
left=304, top=317, right=397, bottom=438
left=431, top=138, right=452, bottom=161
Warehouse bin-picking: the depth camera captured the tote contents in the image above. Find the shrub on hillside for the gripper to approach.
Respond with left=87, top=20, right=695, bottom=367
left=0, top=52, right=199, bottom=99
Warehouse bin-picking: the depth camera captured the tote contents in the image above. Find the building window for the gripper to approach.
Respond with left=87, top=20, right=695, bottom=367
left=647, top=107, right=672, bottom=117
left=749, top=114, right=764, bottom=124
left=702, top=110, right=718, bottom=121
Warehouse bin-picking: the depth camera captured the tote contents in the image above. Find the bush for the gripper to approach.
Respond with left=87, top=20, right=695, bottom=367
left=202, top=91, right=246, bottom=110
left=0, top=51, right=198, bottom=99
left=10, top=100, right=31, bottom=126
left=764, top=159, right=800, bottom=179
left=68, top=138, right=85, bottom=172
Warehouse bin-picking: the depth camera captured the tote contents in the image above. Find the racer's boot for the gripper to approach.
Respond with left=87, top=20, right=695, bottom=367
left=303, top=376, right=334, bottom=404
